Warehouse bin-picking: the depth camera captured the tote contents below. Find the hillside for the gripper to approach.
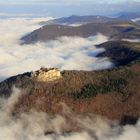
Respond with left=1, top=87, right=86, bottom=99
left=97, top=41, right=140, bottom=66
left=118, top=12, right=140, bottom=25
left=118, top=12, right=140, bottom=20
left=21, top=23, right=117, bottom=44
left=21, top=20, right=140, bottom=44
left=40, top=15, right=122, bottom=25
left=0, top=41, right=140, bottom=124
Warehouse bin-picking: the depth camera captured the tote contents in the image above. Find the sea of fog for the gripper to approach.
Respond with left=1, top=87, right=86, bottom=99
left=0, top=17, right=139, bottom=140
left=0, top=17, right=114, bottom=81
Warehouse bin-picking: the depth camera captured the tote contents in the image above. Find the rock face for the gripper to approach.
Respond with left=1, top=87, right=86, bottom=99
left=31, top=67, right=61, bottom=82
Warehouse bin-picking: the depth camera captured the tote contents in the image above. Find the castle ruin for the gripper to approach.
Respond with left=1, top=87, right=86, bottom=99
left=31, top=67, right=61, bottom=82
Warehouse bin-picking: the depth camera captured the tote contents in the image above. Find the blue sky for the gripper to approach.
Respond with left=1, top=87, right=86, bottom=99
left=0, top=0, right=140, bottom=17
left=0, top=0, right=140, bottom=5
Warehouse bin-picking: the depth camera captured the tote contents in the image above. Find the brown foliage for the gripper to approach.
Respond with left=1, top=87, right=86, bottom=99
left=3, top=60, right=138, bottom=122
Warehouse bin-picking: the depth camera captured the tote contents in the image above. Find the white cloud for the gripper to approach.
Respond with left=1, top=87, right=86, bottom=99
left=0, top=89, right=139, bottom=140
left=1, top=0, right=140, bottom=5
left=0, top=13, right=33, bottom=17
left=0, top=13, right=53, bottom=18
left=0, top=9, right=139, bottom=140
left=132, top=18, right=140, bottom=22
left=0, top=18, right=113, bottom=81
left=123, top=38, right=140, bottom=42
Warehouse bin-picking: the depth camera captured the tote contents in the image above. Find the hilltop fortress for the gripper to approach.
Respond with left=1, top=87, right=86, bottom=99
left=31, top=67, right=62, bottom=82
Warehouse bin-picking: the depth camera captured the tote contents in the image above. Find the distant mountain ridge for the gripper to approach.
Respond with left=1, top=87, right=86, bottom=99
left=40, top=15, right=122, bottom=26
left=118, top=12, right=140, bottom=25
left=21, top=23, right=117, bottom=44
left=21, top=19, right=140, bottom=44
left=118, top=12, right=140, bottom=20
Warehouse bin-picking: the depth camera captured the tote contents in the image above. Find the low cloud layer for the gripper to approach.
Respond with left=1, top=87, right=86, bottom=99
left=0, top=89, right=140, bottom=140
left=0, top=18, right=113, bottom=81
left=123, top=38, right=140, bottom=42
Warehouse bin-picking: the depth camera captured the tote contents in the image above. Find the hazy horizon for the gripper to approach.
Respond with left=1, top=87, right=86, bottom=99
left=0, top=0, right=140, bottom=18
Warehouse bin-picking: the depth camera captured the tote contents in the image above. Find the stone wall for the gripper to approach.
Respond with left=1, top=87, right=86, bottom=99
left=31, top=68, right=61, bottom=82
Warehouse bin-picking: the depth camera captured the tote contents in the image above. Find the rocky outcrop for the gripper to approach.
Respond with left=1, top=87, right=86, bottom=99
left=31, top=67, right=61, bottom=82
